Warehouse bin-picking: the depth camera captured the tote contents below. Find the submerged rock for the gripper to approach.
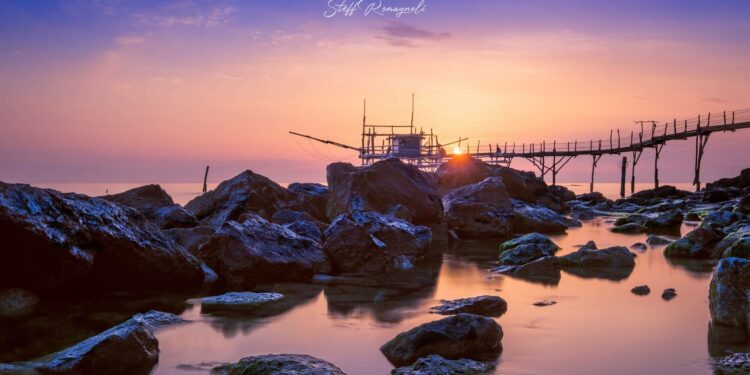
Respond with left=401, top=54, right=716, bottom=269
left=380, top=313, right=503, bottom=366
left=631, top=242, right=647, bottom=250
left=511, top=201, right=579, bottom=234
left=430, top=295, right=508, bottom=317
left=646, top=234, right=673, bottom=245
left=200, top=292, right=284, bottom=312
left=662, top=288, right=677, bottom=301
left=323, top=211, right=431, bottom=274
left=390, top=355, right=494, bottom=375
left=0, top=182, right=209, bottom=295
left=664, top=227, right=724, bottom=258
left=498, top=233, right=560, bottom=265
left=101, top=184, right=197, bottom=229
left=560, top=246, right=636, bottom=269
left=709, top=257, right=750, bottom=328
left=493, top=256, right=562, bottom=285
left=533, top=300, right=557, bottom=307
left=326, top=159, right=443, bottom=224
left=631, top=285, right=650, bottom=296
left=442, top=177, right=513, bottom=239
left=211, top=354, right=346, bottom=375
left=198, top=214, right=329, bottom=288
left=0, top=288, right=39, bottom=318
left=643, top=210, right=684, bottom=233
left=610, top=223, right=648, bottom=234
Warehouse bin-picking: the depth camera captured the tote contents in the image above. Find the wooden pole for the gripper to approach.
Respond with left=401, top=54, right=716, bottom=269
left=620, top=156, right=627, bottom=198
left=202, top=165, right=210, bottom=193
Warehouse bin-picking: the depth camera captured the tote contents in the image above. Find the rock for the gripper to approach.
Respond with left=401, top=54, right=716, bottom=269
left=736, top=195, right=750, bottom=214
left=380, top=313, right=503, bottom=366
left=200, top=292, right=284, bottom=312
left=631, top=285, right=650, bottom=296
left=442, top=177, right=513, bottom=238
left=0, top=288, right=39, bottom=318
left=0, top=182, right=209, bottom=295
left=327, top=159, right=443, bottom=224
left=198, top=214, right=329, bottom=288
left=560, top=246, right=636, bottom=269
left=643, top=210, right=684, bottom=233
left=709, top=257, right=750, bottom=328
left=664, top=227, right=724, bottom=258
left=579, top=240, right=597, bottom=250
left=706, top=168, right=750, bottom=190
left=185, top=170, right=299, bottom=226
left=685, top=212, right=702, bottom=221
left=704, top=189, right=732, bottom=203
left=646, top=234, right=673, bottom=245
left=631, top=242, right=647, bottom=250
left=498, top=233, right=560, bottom=265
left=662, top=288, right=677, bottom=301
left=390, top=355, right=494, bottom=375
left=713, top=225, right=750, bottom=259
left=323, top=211, right=431, bottom=274
left=549, top=185, right=576, bottom=202
left=271, top=209, right=324, bottom=242
left=430, top=296, right=508, bottom=317
left=101, top=184, right=198, bottom=229
left=623, top=185, right=691, bottom=206
left=702, top=210, right=743, bottom=229
left=211, top=354, right=346, bottom=375
left=492, top=256, right=562, bottom=285
left=712, top=353, right=750, bottom=374
left=610, top=223, right=648, bottom=234
left=533, top=300, right=556, bottom=307
left=510, top=201, right=579, bottom=234
left=614, top=214, right=648, bottom=227
left=287, top=182, right=329, bottom=222
left=576, top=192, right=610, bottom=204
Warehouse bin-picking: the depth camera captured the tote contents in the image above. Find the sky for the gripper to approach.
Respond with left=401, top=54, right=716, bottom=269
left=1, top=0, right=750, bottom=185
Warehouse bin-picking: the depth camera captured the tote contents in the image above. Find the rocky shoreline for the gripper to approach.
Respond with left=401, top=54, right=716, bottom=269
left=1, top=156, right=749, bottom=374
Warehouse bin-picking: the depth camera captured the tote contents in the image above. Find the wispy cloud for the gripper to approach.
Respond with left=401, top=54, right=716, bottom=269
left=377, top=22, right=450, bottom=48
left=216, top=73, right=243, bottom=81
left=115, top=35, right=146, bottom=46
left=136, top=4, right=235, bottom=27
left=271, top=32, right=312, bottom=44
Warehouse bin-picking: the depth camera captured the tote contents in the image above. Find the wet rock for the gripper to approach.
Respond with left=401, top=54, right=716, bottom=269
left=709, top=257, right=750, bottom=328
left=631, top=242, right=647, bottom=250
left=493, top=256, right=562, bottom=285
left=712, top=352, right=750, bottom=374
left=620, top=185, right=691, bottom=206
left=579, top=240, right=597, bottom=250
left=704, top=189, right=733, bottom=203
left=323, top=211, right=431, bottom=274
left=576, top=192, right=611, bottom=205
left=662, top=288, right=677, bottom=301
left=271, top=209, right=324, bottom=243
left=549, top=185, right=576, bottom=202
left=200, top=292, right=284, bottom=312
left=643, top=210, right=684, bottom=233
left=631, top=285, right=650, bottom=296
left=510, top=201, right=579, bottom=234
left=701, top=210, right=743, bottom=229
left=0, top=182, right=209, bottom=295
left=390, top=355, right=494, bottom=375
left=712, top=225, right=750, bottom=259
left=498, top=233, right=560, bottom=265
left=736, top=195, right=750, bottom=215
left=706, top=168, right=750, bottom=190
left=101, top=184, right=198, bottom=229
left=664, top=227, right=724, bottom=259
left=614, top=213, right=648, bottom=226
left=327, top=159, right=443, bottom=224
left=0, top=288, right=39, bottom=318
left=380, top=313, right=503, bottom=366
left=211, top=354, right=346, bottom=375
left=198, top=214, right=329, bottom=288
left=646, top=234, right=673, bottom=245
left=685, top=212, right=703, bottom=221
left=560, top=246, right=636, bottom=269
left=185, top=170, right=298, bottom=226
left=430, top=295, right=508, bottom=317
left=442, top=177, right=513, bottom=239
left=287, top=182, right=329, bottom=222
left=533, top=300, right=557, bottom=307
left=610, top=223, right=648, bottom=234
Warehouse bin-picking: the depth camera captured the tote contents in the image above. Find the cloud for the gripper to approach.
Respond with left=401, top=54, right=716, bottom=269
left=216, top=73, right=243, bottom=81
left=115, top=36, right=146, bottom=46
left=377, top=22, right=450, bottom=47
left=271, top=32, right=312, bottom=44
left=136, top=4, right=235, bottom=27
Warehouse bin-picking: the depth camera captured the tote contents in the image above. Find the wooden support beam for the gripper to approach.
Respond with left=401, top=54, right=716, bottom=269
left=654, top=144, right=664, bottom=189
left=590, top=154, right=601, bottom=193
left=202, top=165, right=210, bottom=193
left=620, top=156, right=627, bottom=198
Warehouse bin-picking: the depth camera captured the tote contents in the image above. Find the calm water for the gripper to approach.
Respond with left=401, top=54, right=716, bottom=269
left=6, top=182, right=727, bottom=374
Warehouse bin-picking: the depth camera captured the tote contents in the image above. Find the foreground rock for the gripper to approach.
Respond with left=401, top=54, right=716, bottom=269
left=271, top=209, right=324, bottom=243
left=1, top=311, right=182, bottom=374
left=211, top=354, right=346, bottom=375
left=712, top=353, right=750, bottom=374
left=380, top=313, right=503, bottom=366
left=560, top=245, right=636, bottom=269
left=327, top=159, right=443, bottom=224
left=442, top=177, right=513, bottom=238
left=511, top=200, right=579, bottom=234
left=709, top=257, right=750, bottom=328
left=102, top=184, right=198, bottom=229
left=0, top=288, right=39, bottom=318
left=646, top=234, right=673, bottom=245
left=493, top=256, right=562, bottom=285
left=287, top=182, right=330, bottom=222
left=0, top=182, right=209, bottom=295
left=200, top=291, right=284, bottom=312
left=430, top=296, right=507, bottom=317
left=323, top=211, right=431, bottom=274
left=498, top=233, right=560, bottom=265
left=664, top=227, right=724, bottom=258
left=391, top=355, right=494, bottom=375
left=198, top=214, right=329, bottom=288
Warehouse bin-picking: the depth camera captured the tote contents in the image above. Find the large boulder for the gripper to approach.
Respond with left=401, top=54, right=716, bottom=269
left=101, top=184, right=197, bottom=229
left=380, top=313, right=503, bottom=366
left=322, top=211, right=431, bottom=274
left=197, top=214, right=330, bottom=288
left=287, top=182, right=330, bottom=222
left=498, top=233, right=559, bottom=265
left=643, top=210, right=684, bottom=233
left=511, top=200, right=579, bottom=234
left=549, top=185, right=576, bottom=202
left=664, top=227, right=724, bottom=259
left=0, top=182, right=209, bottom=295
left=391, top=355, right=494, bottom=375
left=493, top=256, right=562, bottom=285
left=271, top=209, right=324, bottom=243
left=707, top=168, right=750, bottom=190
left=442, top=177, right=513, bottom=239
left=211, top=354, right=346, bottom=375
left=430, top=296, right=507, bottom=317
left=326, top=159, right=443, bottom=224
left=709, top=257, right=750, bottom=329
